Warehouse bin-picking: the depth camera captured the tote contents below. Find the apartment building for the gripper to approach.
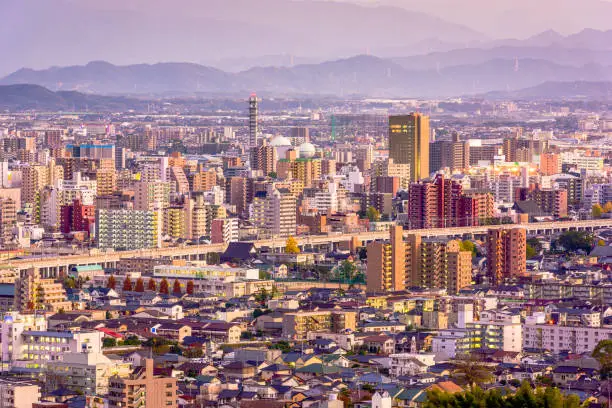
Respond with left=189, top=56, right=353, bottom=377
left=108, top=359, right=177, bottom=408
left=282, top=310, right=357, bottom=340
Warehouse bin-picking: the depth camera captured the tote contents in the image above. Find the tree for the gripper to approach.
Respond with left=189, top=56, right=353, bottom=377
left=424, top=382, right=581, bottom=408
left=102, top=337, right=117, bottom=348
left=147, top=278, right=156, bottom=291
left=172, top=279, right=182, bottom=295
left=159, top=278, right=169, bottom=294
left=593, top=203, right=604, bottom=218
left=604, top=202, right=612, bottom=213
left=122, top=276, right=132, bottom=292
left=366, top=206, right=381, bottom=222
left=268, top=172, right=278, bottom=179
left=285, top=236, right=300, bottom=254
left=526, top=243, right=537, bottom=259
left=253, top=308, right=266, bottom=318
left=63, top=276, right=76, bottom=289
left=450, top=356, right=495, bottom=386
left=459, top=240, right=476, bottom=257
left=254, top=288, right=270, bottom=304
left=107, top=275, right=116, bottom=290
left=134, top=278, right=145, bottom=292
left=557, top=230, right=594, bottom=252
left=593, top=339, right=612, bottom=378
left=186, top=281, right=194, bottom=295
left=336, top=260, right=357, bottom=283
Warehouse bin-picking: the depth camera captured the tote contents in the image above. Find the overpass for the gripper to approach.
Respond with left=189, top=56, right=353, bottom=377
left=3, top=219, right=611, bottom=277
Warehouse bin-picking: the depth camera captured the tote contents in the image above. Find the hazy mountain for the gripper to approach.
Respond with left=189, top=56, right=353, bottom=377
left=0, top=0, right=482, bottom=77
left=484, top=81, right=612, bottom=100
left=0, top=84, right=146, bottom=111
left=4, top=57, right=612, bottom=98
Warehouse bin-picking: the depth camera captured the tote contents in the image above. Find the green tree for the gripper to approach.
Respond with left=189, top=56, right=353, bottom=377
left=593, top=203, right=604, bottom=218
left=285, top=236, right=301, bottom=254
left=254, top=288, right=270, bottom=304
left=526, top=243, right=537, bottom=259
left=557, top=230, right=594, bottom=252
left=268, top=172, right=278, bottom=179
left=424, top=382, right=581, bottom=408
left=102, top=337, right=117, bottom=348
left=592, top=339, right=612, bottom=378
left=336, top=260, right=357, bottom=283
left=459, top=240, right=476, bottom=257
left=366, top=206, right=381, bottom=222
left=63, top=276, right=76, bottom=289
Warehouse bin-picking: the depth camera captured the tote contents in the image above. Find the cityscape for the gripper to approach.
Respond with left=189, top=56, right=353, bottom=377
left=0, top=1, right=612, bottom=408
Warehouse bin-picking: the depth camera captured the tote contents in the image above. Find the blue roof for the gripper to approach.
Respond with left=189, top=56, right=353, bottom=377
left=0, top=284, right=14, bottom=297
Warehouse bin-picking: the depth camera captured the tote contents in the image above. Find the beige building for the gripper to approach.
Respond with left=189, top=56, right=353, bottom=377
left=47, top=352, right=132, bottom=395
left=15, top=269, right=71, bottom=312
left=0, top=378, right=40, bottom=408
left=108, top=359, right=177, bottom=408
left=282, top=310, right=356, bottom=340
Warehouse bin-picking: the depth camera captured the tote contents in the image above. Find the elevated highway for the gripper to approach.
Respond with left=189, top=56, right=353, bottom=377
left=3, top=219, right=611, bottom=277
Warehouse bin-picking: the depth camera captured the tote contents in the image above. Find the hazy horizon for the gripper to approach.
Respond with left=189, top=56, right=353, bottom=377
left=1, top=0, right=612, bottom=77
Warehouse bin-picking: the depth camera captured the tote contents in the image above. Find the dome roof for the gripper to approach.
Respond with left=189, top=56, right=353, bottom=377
left=269, top=135, right=292, bottom=147
left=299, top=142, right=316, bottom=158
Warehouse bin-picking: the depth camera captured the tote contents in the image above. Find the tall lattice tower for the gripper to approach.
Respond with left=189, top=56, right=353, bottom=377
left=249, top=93, right=259, bottom=148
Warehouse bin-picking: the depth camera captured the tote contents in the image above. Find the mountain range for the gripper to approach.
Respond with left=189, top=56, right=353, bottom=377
left=3, top=54, right=612, bottom=98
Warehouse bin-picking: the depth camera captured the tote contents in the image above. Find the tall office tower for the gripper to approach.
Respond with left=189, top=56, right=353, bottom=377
left=389, top=113, right=430, bottom=181
left=0, top=198, right=15, bottom=246
left=96, top=209, right=160, bottom=250
left=249, top=94, right=259, bottom=148
left=429, top=133, right=470, bottom=173
left=486, top=228, right=527, bottom=286
left=366, top=225, right=405, bottom=293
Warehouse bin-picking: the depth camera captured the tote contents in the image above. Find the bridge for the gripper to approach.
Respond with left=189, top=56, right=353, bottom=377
left=3, top=219, right=611, bottom=278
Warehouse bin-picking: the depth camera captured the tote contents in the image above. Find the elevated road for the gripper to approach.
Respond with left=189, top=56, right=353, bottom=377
left=3, top=219, right=611, bottom=277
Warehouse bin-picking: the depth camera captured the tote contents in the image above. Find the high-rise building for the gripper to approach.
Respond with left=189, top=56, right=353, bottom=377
left=251, top=186, right=296, bottom=238
left=96, top=209, right=160, bottom=250
left=249, top=94, right=259, bottom=148
left=366, top=225, right=405, bottom=293
left=134, top=181, right=171, bottom=211
left=540, top=153, right=561, bottom=176
left=250, top=143, right=277, bottom=176
left=486, top=228, right=527, bottom=286
left=389, top=113, right=430, bottom=181
left=429, top=133, right=470, bottom=173
left=0, top=198, right=15, bottom=246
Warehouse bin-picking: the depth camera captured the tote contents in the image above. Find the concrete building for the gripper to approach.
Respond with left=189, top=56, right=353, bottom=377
left=96, top=209, right=161, bottom=250
left=486, top=228, right=526, bottom=285
left=46, top=352, right=132, bottom=395
left=108, top=359, right=177, bottom=408
left=389, top=113, right=430, bottom=181
left=282, top=311, right=357, bottom=340
left=0, top=378, right=41, bottom=408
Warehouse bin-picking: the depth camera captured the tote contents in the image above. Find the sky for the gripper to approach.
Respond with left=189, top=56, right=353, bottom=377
left=0, top=0, right=611, bottom=76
